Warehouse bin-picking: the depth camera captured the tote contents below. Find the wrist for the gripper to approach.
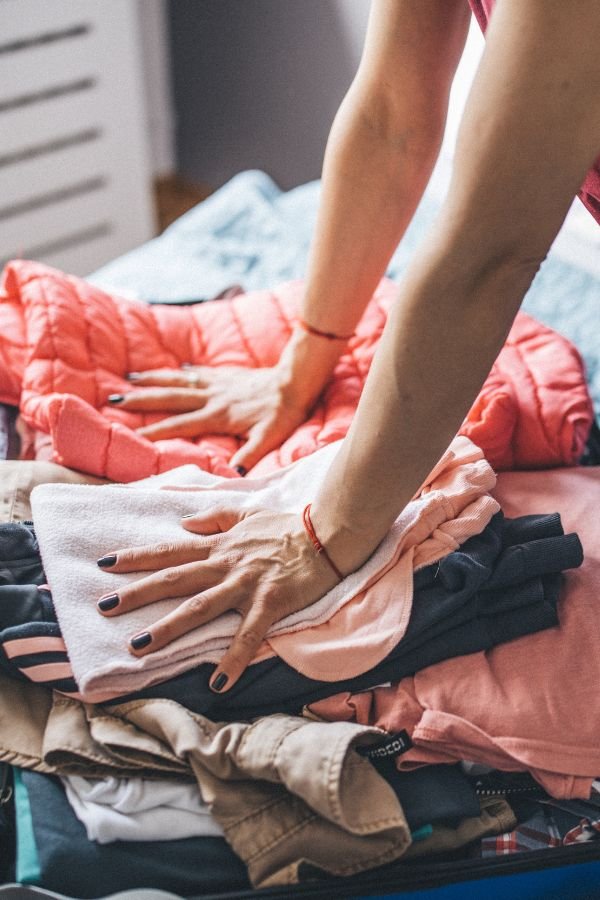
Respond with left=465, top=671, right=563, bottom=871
left=306, top=499, right=381, bottom=578
left=276, top=328, right=343, bottom=410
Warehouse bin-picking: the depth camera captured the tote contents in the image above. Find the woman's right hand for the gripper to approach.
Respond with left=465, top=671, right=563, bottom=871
left=108, top=329, right=345, bottom=472
left=111, top=364, right=311, bottom=472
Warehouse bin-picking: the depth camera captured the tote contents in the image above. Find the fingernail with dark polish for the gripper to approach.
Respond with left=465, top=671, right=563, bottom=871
left=233, top=465, right=247, bottom=477
left=108, top=394, right=124, bottom=404
left=97, top=594, right=119, bottom=612
left=130, top=632, right=152, bottom=650
left=211, top=672, right=228, bottom=692
left=97, top=554, right=117, bottom=568
left=126, top=373, right=141, bottom=381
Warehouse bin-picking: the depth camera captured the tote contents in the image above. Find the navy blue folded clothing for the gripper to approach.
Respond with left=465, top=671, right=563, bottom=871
left=371, top=763, right=480, bottom=832
left=18, top=769, right=250, bottom=898
left=0, top=523, right=44, bottom=587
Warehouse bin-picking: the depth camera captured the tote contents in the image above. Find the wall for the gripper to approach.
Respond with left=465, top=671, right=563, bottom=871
left=168, top=0, right=370, bottom=189
left=137, top=0, right=175, bottom=177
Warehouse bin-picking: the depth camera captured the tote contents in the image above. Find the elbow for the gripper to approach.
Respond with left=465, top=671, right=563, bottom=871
left=352, top=81, right=446, bottom=164
left=471, top=245, right=547, bottom=298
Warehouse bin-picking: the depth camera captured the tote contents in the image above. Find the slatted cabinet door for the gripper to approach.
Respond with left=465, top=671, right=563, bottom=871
left=0, top=0, right=156, bottom=276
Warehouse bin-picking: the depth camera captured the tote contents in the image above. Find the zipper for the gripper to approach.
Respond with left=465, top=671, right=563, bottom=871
left=472, top=772, right=546, bottom=799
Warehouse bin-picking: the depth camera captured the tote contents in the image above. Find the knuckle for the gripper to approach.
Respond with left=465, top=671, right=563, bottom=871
left=260, top=586, right=279, bottom=608
left=236, top=570, right=255, bottom=592
left=237, top=626, right=262, bottom=650
left=152, top=542, right=179, bottom=557
left=161, top=566, right=184, bottom=587
left=184, top=593, right=208, bottom=616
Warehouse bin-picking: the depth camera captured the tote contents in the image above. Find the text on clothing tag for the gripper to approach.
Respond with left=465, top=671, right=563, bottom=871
left=356, top=730, right=413, bottom=760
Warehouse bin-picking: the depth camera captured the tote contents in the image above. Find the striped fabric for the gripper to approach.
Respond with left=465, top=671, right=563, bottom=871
left=1, top=586, right=78, bottom=694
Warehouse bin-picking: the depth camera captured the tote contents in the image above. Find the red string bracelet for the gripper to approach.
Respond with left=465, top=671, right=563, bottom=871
left=302, top=503, right=344, bottom=581
left=297, top=318, right=354, bottom=342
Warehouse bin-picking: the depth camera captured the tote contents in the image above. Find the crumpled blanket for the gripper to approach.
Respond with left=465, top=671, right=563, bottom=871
left=0, top=260, right=593, bottom=479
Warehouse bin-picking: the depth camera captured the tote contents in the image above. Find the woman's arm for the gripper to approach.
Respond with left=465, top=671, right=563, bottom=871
left=114, top=0, right=470, bottom=471
left=310, top=0, right=600, bottom=574
left=98, top=0, right=600, bottom=693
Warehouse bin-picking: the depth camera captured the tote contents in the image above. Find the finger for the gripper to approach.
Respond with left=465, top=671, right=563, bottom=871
left=181, top=507, right=243, bottom=535
left=108, top=388, right=209, bottom=413
left=137, top=407, right=221, bottom=441
left=96, top=539, right=211, bottom=573
left=97, top=560, right=222, bottom=616
left=127, top=584, right=236, bottom=656
left=229, top=417, right=291, bottom=472
left=126, top=368, right=209, bottom=388
left=209, top=604, right=273, bottom=692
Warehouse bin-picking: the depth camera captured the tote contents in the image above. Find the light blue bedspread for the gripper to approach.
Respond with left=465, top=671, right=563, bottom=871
left=91, top=171, right=599, bottom=418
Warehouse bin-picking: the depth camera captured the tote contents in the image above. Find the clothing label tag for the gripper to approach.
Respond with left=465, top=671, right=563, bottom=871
left=357, top=730, right=413, bottom=761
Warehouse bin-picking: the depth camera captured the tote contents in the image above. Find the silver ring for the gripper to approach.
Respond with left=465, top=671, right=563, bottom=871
left=187, top=371, right=200, bottom=388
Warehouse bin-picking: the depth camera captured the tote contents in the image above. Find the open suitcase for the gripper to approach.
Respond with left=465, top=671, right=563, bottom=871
left=2, top=168, right=600, bottom=899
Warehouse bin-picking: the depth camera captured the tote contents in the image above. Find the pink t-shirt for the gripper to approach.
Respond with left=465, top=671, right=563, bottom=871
left=310, top=467, right=600, bottom=800
left=468, top=0, right=600, bottom=225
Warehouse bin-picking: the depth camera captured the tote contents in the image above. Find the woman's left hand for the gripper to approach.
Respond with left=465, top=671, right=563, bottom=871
left=96, top=506, right=340, bottom=692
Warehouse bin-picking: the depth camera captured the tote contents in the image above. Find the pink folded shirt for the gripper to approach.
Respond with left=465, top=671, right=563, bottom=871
left=310, top=467, right=600, bottom=800
left=30, top=436, right=498, bottom=701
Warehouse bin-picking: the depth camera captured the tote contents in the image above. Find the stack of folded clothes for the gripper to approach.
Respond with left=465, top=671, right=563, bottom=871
left=1, top=261, right=600, bottom=895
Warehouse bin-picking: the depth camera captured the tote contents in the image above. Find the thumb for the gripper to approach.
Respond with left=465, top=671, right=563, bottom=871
left=181, top=506, right=242, bottom=534
left=229, top=418, right=288, bottom=473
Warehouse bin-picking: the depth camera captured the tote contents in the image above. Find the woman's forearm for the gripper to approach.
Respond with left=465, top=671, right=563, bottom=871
left=310, top=0, right=600, bottom=574
left=300, top=82, right=444, bottom=338
left=276, top=95, right=445, bottom=406
left=310, top=239, right=535, bottom=572
left=277, top=0, right=470, bottom=406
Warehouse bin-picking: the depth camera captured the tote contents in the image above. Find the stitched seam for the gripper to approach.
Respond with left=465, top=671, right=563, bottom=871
left=38, top=276, right=58, bottom=396
left=85, top=714, right=182, bottom=758
left=70, top=278, right=99, bottom=408
left=225, top=793, right=291, bottom=829
left=512, top=338, right=555, bottom=457
left=241, top=806, right=321, bottom=864
left=189, top=306, right=208, bottom=363
left=102, top=422, right=115, bottom=476
left=107, top=698, right=217, bottom=739
left=230, top=299, right=261, bottom=367
left=271, top=292, right=294, bottom=339
left=46, top=744, right=128, bottom=766
left=147, top=306, right=181, bottom=367
left=268, top=720, right=306, bottom=774
left=326, top=734, right=403, bottom=832
left=110, top=299, right=130, bottom=380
